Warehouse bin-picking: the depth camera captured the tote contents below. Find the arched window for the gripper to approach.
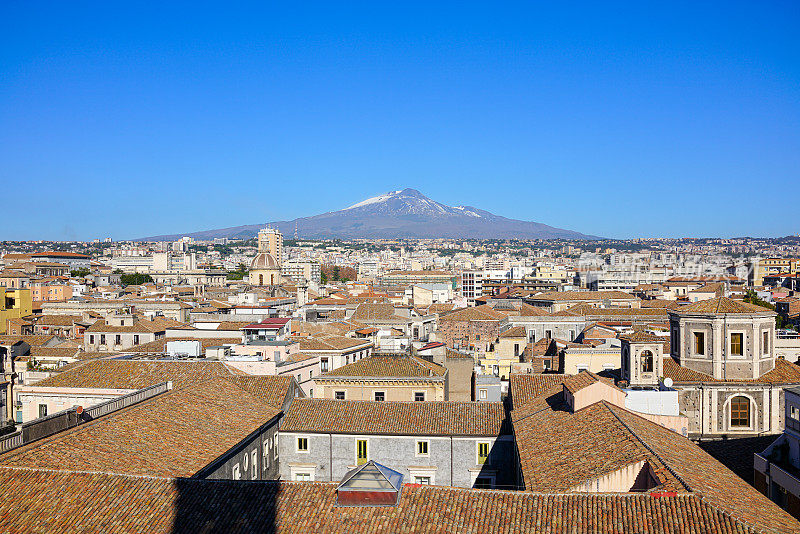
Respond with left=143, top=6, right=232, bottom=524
left=641, top=350, right=653, bottom=373
left=730, top=396, right=750, bottom=427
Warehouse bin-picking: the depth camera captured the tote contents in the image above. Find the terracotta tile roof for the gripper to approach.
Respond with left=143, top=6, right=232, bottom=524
left=510, top=388, right=800, bottom=533
left=1, top=469, right=789, bottom=534
left=282, top=398, right=506, bottom=436
left=85, top=317, right=184, bottom=333
left=122, top=337, right=241, bottom=353
left=297, top=334, right=371, bottom=352
left=32, top=360, right=246, bottom=389
left=28, top=346, right=81, bottom=360
left=28, top=314, right=82, bottom=326
left=675, top=296, right=774, bottom=315
left=517, top=303, right=552, bottom=316
left=0, top=378, right=283, bottom=478
left=619, top=330, right=665, bottom=343
left=351, top=303, right=402, bottom=321
left=438, top=304, right=508, bottom=322
left=529, top=290, right=637, bottom=302
left=424, top=302, right=456, bottom=315
left=218, top=375, right=294, bottom=410
left=663, top=357, right=800, bottom=384
left=509, top=373, right=569, bottom=408
left=608, top=403, right=800, bottom=534
left=317, top=354, right=445, bottom=379
left=499, top=326, right=527, bottom=338
left=639, top=299, right=681, bottom=309
left=561, top=371, right=605, bottom=395
left=513, top=398, right=682, bottom=493
left=553, top=304, right=669, bottom=318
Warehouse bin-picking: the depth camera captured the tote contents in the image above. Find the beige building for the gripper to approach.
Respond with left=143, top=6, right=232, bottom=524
left=313, top=354, right=448, bottom=401
left=525, top=291, right=639, bottom=313
left=657, top=297, right=800, bottom=438
left=561, top=341, right=621, bottom=375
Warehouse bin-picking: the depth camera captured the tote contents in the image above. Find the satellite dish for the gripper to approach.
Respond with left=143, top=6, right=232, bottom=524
left=663, top=378, right=673, bottom=388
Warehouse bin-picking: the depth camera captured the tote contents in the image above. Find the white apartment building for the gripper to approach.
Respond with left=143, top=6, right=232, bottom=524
left=282, top=259, right=321, bottom=284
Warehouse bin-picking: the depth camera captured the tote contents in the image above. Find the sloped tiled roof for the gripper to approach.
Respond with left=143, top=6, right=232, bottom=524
left=0, top=378, right=283, bottom=478
left=351, top=303, right=402, bottom=321
left=438, top=304, right=508, bottom=322
left=297, top=334, right=371, bottom=352
left=33, top=360, right=246, bottom=389
left=282, top=399, right=505, bottom=436
left=317, top=355, right=445, bottom=379
left=663, top=357, right=800, bottom=384
left=122, top=337, right=241, bottom=353
left=0, top=469, right=790, bottom=534
left=509, top=373, right=569, bottom=408
left=675, top=297, right=774, bottom=315
left=499, top=326, right=527, bottom=338
left=529, top=291, right=637, bottom=302
left=511, top=386, right=800, bottom=533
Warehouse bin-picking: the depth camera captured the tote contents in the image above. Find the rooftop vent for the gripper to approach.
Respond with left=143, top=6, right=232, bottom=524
left=336, top=460, right=403, bottom=507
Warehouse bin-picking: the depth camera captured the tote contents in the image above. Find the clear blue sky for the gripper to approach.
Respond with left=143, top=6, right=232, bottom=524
left=1, top=1, right=798, bottom=241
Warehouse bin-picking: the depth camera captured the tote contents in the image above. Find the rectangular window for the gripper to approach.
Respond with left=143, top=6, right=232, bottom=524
left=479, top=389, right=487, bottom=400
left=416, top=440, right=429, bottom=456
left=414, top=476, right=431, bottom=485
left=100, top=334, right=106, bottom=345
left=763, top=331, right=769, bottom=355
left=297, top=437, right=308, bottom=452
left=414, top=392, right=425, bottom=402
left=115, top=334, right=121, bottom=345
left=133, top=334, right=139, bottom=345
left=335, top=391, right=345, bottom=400
left=294, top=472, right=311, bottom=481
left=478, top=442, right=490, bottom=464
left=374, top=391, right=385, bottom=401
left=694, top=332, right=704, bottom=355
left=321, top=359, right=329, bottom=372
left=731, top=333, right=744, bottom=356
left=38, top=404, right=47, bottom=418
left=251, top=450, right=257, bottom=478
left=89, top=335, right=94, bottom=344
left=356, top=439, right=368, bottom=465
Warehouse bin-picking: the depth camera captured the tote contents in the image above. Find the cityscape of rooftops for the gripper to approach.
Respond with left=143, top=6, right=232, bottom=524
left=1, top=2, right=799, bottom=533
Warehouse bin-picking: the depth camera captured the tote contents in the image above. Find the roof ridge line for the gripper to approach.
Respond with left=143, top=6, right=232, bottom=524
left=601, top=402, right=692, bottom=493
left=696, top=493, right=786, bottom=534
left=0, top=465, right=177, bottom=481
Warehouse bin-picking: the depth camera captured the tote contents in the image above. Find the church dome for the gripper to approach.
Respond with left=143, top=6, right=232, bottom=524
left=250, top=252, right=279, bottom=270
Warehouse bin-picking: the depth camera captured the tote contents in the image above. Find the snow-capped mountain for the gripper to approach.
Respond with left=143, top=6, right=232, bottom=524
left=137, top=188, right=599, bottom=241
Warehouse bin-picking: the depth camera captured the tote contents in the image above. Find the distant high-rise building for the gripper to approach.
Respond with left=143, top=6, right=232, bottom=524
left=258, top=227, right=283, bottom=265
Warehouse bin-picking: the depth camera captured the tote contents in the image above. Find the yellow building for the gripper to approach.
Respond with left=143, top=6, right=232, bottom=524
left=753, top=258, right=800, bottom=286
left=0, top=287, right=32, bottom=334
left=480, top=326, right=527, bottom=380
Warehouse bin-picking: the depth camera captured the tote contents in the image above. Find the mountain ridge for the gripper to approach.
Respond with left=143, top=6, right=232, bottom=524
left=136, top=188, right=600, bottom=241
